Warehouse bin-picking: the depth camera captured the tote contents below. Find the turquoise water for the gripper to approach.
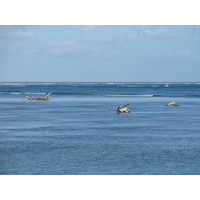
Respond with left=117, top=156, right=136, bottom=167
left=1, top=82, right=200, bottom=174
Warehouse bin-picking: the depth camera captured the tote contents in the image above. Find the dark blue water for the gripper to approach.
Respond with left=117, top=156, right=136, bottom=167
left=1, top=82, right=200, bottom=174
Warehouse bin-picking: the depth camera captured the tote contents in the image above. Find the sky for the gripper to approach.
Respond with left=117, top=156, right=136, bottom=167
left=0, top=25, right=200, bottom=82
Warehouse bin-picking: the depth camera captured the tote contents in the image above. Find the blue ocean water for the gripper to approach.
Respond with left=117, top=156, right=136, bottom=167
left=1, top=82, right=200, bottom=175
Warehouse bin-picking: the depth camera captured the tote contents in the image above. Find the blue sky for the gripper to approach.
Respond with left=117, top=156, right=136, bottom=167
left=0, top=25, right=200, bottom=82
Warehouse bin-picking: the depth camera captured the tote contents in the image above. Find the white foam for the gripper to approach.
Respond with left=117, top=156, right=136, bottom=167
left=105, top=94, right=153, bottom=97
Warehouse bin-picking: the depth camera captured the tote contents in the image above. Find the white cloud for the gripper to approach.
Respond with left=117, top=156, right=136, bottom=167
left=194, top=25, right=200, bottom=34
left=0, top=25, right=43, bottom=39
left=83, top=25, right=137, bottom=44
left=0, top=25, right=45, bottom=55
left=44, top=26, right=197, bottom=59
left=174, top=49, right=192, bottom=57
left=1, top=25, right=199, bottom=61
left=45, top=39, right=123, bottom=59
left=45, top=41, right=87, bottom=56
left=44, top=25, right=135, bottom=58
left=136, top=25, right=189, bottom=38
left=82, top=25, right=188, bottom=43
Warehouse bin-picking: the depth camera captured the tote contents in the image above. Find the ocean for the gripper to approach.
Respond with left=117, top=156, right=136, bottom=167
left=1, top=82, right=200, bottom=175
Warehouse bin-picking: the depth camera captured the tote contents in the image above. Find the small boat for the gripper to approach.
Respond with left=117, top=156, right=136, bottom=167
left=116, top=104, right=130, bottom=113
left=24, top=93, right=51, bottom=101
left=165, top=101, right=180, bottom=106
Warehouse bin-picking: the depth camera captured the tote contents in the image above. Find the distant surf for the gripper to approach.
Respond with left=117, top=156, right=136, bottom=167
left=1, top=82, right=200, bottom=98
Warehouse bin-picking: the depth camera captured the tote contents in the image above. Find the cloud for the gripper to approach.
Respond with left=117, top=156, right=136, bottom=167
left=45, top=26, right=136, bottom=58
left=0, top=25, right=45, bottom=55
left=45, top=39, right=122, bottom=59
left=1, top=25, right=199, bottom=61
left=0, top=25, right=43, bottom=39
left=137, top=25, right=187, bottom=38
left=44, top=25, right=198, bottom=60
left=174, top=49, right=192, bottom=57
left=82, top=25, right=188, bottom=43
left=194, top=25, right=200, bottom=34
left=83, top=25, right=137, bottom=44
left=45, top=41, right=88, bottom=56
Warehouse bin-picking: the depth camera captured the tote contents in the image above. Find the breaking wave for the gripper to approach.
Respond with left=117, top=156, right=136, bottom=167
left=1, top=82, right=200, bottom=98
left=1, top=91, right=200, bottom=98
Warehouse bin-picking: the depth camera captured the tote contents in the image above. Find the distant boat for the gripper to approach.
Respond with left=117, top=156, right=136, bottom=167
left=24, top=93, right=51, bottom=101
left=165, top=84, right=169, bottom=87
left=165, top=101, right=181, bottom=106
left=116, top=104, right=130, bottom=113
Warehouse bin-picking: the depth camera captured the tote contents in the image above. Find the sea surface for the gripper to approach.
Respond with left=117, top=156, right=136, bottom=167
left=1, top=82, right=200, bottom=175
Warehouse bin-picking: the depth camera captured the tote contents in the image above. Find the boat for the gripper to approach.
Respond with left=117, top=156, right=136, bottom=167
left=116, top=104, right=130, bottom=113
left=165, top=101, right=181, bottom=106
left=24, top=93, right=51, bottom=101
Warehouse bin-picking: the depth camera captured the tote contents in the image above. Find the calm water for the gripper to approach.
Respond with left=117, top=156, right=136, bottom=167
left=1, top=82, right=200, bottom=175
